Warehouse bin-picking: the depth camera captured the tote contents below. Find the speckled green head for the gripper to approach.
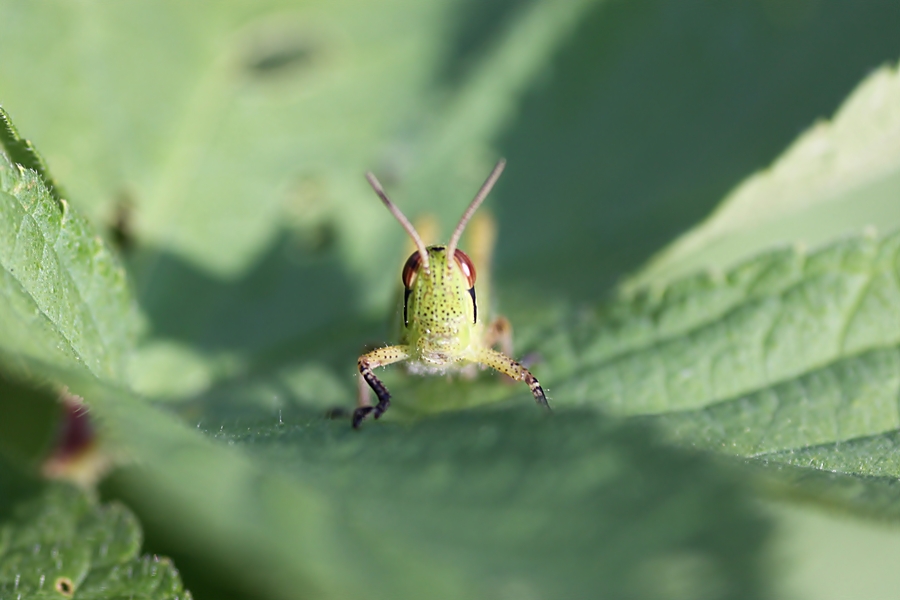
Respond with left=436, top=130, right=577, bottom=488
left=399, top=243, right=479, bottom=372
left=364, top=160, right=504, bottom=371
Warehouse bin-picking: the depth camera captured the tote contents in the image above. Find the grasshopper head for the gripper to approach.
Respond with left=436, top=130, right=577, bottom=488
left=401, top=244, right=477, bottom=330
left=365, top=159, right=505, bottom=366
left=401, top=244, right=478, bottom=364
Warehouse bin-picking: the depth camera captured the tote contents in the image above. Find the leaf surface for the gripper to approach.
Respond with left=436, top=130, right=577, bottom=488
left=627, top=59, right=900, bottom=292
left=0, top=150, right=140, bottom=380
left=4, top=3, right=900, bottom=599
left=72, top=371, right=770, bottom=600
left=0, top=479, right=190, bottom=600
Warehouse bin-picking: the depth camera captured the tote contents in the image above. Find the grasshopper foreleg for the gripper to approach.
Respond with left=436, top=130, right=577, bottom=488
left=354, top=345, right=409, bottom=428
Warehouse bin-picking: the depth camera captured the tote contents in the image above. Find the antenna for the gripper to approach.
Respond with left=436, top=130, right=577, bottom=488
left=446, top=159, right=506, bottom=263
left=366, top=171, right=430, bottom=273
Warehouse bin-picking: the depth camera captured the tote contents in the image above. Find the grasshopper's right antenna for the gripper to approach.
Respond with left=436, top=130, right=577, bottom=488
left=366, top=172, right=430, bottom=273
left=447, top=159, right=506, bottom=262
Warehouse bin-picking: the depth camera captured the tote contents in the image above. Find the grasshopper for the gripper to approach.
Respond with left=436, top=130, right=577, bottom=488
left=353, top=159, right=550, bottom=428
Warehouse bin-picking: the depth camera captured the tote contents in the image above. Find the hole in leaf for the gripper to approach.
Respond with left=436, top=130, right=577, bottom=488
left=244, top=34, right=318, bottom=76
left=108, top=189, right=137, bottom=253
left=249, top=44, right=313, bottom=73
left=54, top=576, right=74, bottom=597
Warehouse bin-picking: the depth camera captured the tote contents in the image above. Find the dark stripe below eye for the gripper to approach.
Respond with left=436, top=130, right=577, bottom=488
left=404, top=288, right=412, bottom=326
left=468, top=287, right=477, bottom=324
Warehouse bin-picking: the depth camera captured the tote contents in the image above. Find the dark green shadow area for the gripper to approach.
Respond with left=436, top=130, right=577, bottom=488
left=125, top=229, right=394, bottom=421
left=104, top=401, right=774, bottom=600
left=130, top=229, right=363, bottom=355
left=0, top=458, right=43, bottom=524
left=0, top=372, right=59, bottom=467
left=488, top=0, right=900, bottom=300
left=436, top=0, right=536, bottom=87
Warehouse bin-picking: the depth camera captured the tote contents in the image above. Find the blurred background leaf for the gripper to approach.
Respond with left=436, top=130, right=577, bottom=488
left=3, top=1, right=900, bottom=599
left=0, top=0, right=897, bottom=393
left=626, top=59, right=900, bottom=291
left=496, top=0, right=900, bottom=300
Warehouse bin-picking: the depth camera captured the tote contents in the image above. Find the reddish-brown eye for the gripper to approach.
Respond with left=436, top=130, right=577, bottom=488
left=454, top=249, right=476, bottom=288
left=402, top=251, right=421, bottom=288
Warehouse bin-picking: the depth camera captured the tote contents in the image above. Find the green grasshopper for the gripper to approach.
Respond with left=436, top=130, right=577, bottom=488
left=353, top=159, right=550, bottom=428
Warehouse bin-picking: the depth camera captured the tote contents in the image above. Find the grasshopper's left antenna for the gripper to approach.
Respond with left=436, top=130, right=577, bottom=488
left=366, top=171, right=431, bottom=273
left=447, top=159, right=506, bottom=263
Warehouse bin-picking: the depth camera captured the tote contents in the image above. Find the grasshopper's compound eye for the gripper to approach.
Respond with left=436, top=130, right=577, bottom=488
left=454, top=249, right=476, bottom=288
left=402, top=251, right=422, bottom=288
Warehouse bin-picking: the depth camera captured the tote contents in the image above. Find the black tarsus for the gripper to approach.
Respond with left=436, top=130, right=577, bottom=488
left=525, top=372, right=551, bottom=410
left=353, top=361, right=392, bottom=429
left=352, top=406, right=374, bottom=428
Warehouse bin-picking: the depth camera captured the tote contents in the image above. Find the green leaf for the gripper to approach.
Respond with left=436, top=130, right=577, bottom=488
left=49, top=370, right=768, bottom=600
left=5, top=2, right=900, bottom=598
left=0, top=0, right=597, bottom=287
left=626, top=58, right=900, bottom=292
left=545, top=229, right=900, bottom=514
left=0, top=480, right=191, bottom=600
left=0, top=148, right=141, bottom=381
left=558, top=232, right=900, bottom=412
